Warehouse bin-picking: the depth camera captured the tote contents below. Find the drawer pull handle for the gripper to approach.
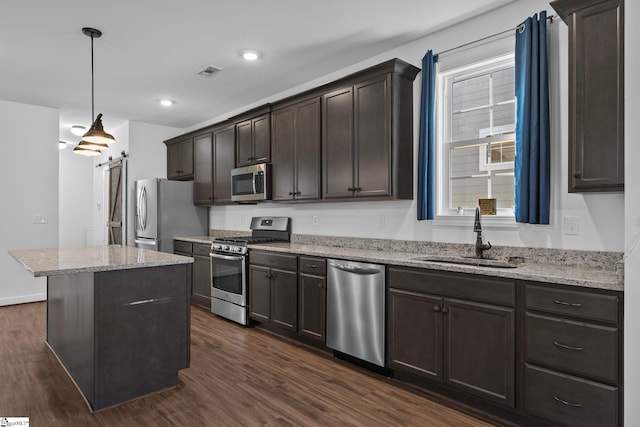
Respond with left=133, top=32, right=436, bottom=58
left=553, top=395, right=583, bottom=408
left=553, top=300, right=582, bottom=307
left=553, top=341, right=583, bottom=351
left=306, top=264, right=317, bottom=269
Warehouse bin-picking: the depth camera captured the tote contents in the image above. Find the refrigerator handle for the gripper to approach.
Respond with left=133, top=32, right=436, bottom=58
left=140, top=186, right=147, bottom=231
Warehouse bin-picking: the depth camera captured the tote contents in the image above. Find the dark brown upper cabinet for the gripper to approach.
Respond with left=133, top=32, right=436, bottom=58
left=165, top=137, right=193, bottom=180
left=271, top=96, right=322, bottom=201
left=552, top=0, right=624, bottom=192
left=212, top=123, right=236, bottom=204
left=192, top=123, right=236, bottom=206
left=234, top=105, right=271, bottom=167
left=322, top=59, right=419, bottom=200
left=193, top=132, right=213, bottom=204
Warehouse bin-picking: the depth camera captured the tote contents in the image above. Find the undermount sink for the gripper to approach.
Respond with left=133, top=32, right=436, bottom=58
left=412, top=255, right=519, bottom=269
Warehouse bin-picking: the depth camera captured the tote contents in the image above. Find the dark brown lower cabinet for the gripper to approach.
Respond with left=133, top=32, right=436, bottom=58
left=191, top=244, right=211, bottom=309
left=388, top=287, right=515, bottom=408
left=249, top=264, right=271, bottom=322
left=523, top=281, right=622, bottom=427
left=299, top=273, right=326, bottom=342
left=248, top=251, right=298, bottom=332
left=270, top=268, right=298, bottom=331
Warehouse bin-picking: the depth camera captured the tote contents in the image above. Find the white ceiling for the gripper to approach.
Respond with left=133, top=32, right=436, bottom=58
left=1, top=0, right=515, bottom=142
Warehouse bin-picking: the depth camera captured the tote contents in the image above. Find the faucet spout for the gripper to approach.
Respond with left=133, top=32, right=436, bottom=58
left=474, top=206, right=491, bottom=258
left=474, top=206, right=482, bottom=232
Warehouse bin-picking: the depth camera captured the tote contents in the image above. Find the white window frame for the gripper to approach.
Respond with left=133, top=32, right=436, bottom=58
left=435, top=53, right=516, bottom=222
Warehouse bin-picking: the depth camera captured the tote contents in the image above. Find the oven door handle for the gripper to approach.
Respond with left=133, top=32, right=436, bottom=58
left=210, top=253, right=245, bottom=262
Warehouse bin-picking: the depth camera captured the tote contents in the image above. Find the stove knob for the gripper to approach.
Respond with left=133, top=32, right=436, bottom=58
left=222, top=245, right=229, bottom=251
left=212, top=244, right=221, bottom=251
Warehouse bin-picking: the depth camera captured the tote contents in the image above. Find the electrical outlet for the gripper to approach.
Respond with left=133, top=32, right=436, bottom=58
left=312, top=215, right=319, bottom=226
left=563, top=216, right=580, bottom=235
left=33, top=215, right=48, bottom=224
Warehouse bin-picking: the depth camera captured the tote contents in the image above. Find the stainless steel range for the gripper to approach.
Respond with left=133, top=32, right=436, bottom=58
left=210, top=217, right=291, bottom=325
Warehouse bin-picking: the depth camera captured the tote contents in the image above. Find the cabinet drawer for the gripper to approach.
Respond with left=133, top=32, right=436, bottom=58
left=192, top=243, right=211, bottom=256
left=299, top=256, right=326, bottom=276
left=250, top=251, right=297, bottom=271
left=526, top=313, right=618, bottom=384
left=388, top=267, right=515, bottom=307
left=524, top=364, right=618, bottom=427
left=174, top=240, right=192, bottom=254
left=525, top=284, right=619, bottom=324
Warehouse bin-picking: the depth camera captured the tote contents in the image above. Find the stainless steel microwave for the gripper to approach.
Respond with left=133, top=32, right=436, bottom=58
left=231, top=163, right=271, bottom=202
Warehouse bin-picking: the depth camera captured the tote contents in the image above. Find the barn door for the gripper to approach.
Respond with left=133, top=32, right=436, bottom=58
left=107, top=158, right=127, bottom=245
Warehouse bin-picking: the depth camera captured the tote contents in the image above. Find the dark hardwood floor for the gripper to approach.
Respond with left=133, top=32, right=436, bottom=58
left=0, top=302, right=495, bottom=426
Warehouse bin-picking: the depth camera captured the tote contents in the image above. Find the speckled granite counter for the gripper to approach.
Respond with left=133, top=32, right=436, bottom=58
left=174, top=234, right=623, bottom=291
left=250, top=242, right=622, bottom=291
left=9, top=245, right=193, bottom=277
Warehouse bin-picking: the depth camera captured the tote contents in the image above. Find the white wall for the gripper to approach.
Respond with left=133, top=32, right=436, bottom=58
left=624, top=0, right=639, bottom=425
left=0, top=100, right=59, bottom=306
left=206, top=0, right=624, bottom=252
left=59, top=144, right=93, bottom=247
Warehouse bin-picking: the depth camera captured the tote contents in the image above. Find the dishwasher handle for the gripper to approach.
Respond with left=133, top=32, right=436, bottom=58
left=329, top=261, right=382, bottom=275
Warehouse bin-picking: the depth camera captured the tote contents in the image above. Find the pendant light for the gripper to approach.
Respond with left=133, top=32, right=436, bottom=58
left=74, top=27, right=115, bottom=156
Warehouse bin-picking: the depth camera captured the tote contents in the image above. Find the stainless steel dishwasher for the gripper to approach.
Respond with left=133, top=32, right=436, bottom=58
left=326, top=259, right=385, bottom=367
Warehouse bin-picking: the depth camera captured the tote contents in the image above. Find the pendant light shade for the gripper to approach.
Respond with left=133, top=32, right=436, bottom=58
left=82, top=113, right=115, bottom=145
left=73, top=146, right=103, bottom=156
left=74, top=27, right=115, bottom=155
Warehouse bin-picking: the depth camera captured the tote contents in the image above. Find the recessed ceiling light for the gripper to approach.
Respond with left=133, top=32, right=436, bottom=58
left=70, top=125, right=86, bottom=136
left=159, top=99, right=175, bottom=107
left=241, top=50, right=261, bottom=61
left=58, top=140, right=68, bottom=150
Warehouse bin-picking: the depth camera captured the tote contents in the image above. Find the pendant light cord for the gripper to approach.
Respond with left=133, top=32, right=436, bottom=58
left=90, top=32, right=95, bottom=120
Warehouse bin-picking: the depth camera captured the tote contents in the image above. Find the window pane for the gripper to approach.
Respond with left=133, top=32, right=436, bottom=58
left=489, top=140, right=515, bottom=164
left=452, top=109, right=490, bottom=142
left=450, top=176, right=488, bottom=210
left=494, top=103, right=515, bottom=130
left=492, top=173, right=515, bottom=211
left=452, top=74, right=489, bottom=112
left=450, top=144, right=483, bottom=176
left=493, top=68, right=515, bottom=103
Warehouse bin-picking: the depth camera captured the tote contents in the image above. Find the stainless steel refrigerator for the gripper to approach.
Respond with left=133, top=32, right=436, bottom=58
left=134, top=178, right=208, bottom=253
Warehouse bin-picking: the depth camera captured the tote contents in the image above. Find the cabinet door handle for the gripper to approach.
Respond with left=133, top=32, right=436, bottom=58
left=553, top=395, right=583, bottom=408
left=572, top=171, right=582, bottom=179
left=295, top=191, right=301, bottom=196
left=553, top=300, right=582, bottom=308
left=355, top=187, right=362, bottom=192
left=347, top=187, right=354, bottom=192
left=553, top=341, right=583, bottom=351
left=433, top=306, right=441, bottom=313
left=441, top=307, right=449, bottom=314
left=317, top=283, right=323, bottom=289
left=289, top=191, right=294, bottom=196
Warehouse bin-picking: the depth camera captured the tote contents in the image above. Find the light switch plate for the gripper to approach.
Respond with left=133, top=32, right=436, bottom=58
left=563, top=216, right=580, bottom=235
left=33, top=215, right=48, bottom=224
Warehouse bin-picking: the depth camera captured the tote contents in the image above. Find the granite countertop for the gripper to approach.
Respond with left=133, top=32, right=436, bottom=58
left=249, top=242, right=622, bottom=292
left=9, top=245, right=193, bottom=277
left=174, top=235, right=623, bottom=292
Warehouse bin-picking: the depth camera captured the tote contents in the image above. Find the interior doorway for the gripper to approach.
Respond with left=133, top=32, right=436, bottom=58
left=101, top=156, right=127, bottom=245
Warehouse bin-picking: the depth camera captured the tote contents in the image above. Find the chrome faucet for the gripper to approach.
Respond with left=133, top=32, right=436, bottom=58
left=474, top=206, right=492, bottom=258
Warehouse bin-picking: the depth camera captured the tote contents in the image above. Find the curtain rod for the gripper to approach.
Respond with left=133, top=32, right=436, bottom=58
left=96, top=151, right=128, bottom=168
left=436, top=14, right=557, bottom=57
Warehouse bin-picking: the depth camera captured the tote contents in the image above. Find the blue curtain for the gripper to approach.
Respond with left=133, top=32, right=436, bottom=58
left=417, top=50, right=438, bottom=220
left=515, top=11, right=550, bottom=224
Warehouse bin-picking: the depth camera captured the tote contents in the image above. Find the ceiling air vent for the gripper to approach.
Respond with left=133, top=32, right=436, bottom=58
left=197, top=65, right=222, bottom=77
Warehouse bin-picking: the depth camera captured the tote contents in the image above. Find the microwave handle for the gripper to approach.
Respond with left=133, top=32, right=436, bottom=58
left=252, top=173, right=257, bottom=195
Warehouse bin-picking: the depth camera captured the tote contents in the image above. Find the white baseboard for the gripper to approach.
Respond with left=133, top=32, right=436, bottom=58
left=0, top=293, right=46, bottom=307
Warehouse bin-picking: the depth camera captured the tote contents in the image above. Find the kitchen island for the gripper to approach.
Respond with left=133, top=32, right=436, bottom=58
left=9, top=245, right=193, bottom=411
